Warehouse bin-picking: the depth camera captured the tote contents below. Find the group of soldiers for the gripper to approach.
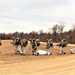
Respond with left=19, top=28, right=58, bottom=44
left=44, top=38, right=67, bottom=55
left=11, top=37, right=28, bottom=56
left=11, top=37, right=67, bottom=56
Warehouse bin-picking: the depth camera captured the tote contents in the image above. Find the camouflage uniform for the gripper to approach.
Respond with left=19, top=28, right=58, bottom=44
left=30, top=38, right=38, bottom=55
left=57, top=39, right=67, bottom=55
left=12, top=37, right=20, bottom=54
left=20, top=39, right=28, bottom=55
left=46, top=39, right=53, bottom=55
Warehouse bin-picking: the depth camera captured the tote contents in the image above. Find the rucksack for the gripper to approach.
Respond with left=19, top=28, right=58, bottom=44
left=36, top=39, right=40, bottom=46
left=61, top=39, right=67, bottom=47
left=48, top=39, right=53, bottom=47
left=21, top=39, right=28, bottom=47
left=14, top=37, right=20, bottom=45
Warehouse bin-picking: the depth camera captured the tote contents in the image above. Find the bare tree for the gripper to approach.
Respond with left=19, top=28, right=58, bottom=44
left=58, top=22, right=65, bottom=38
left=51, top=24, right=58, bottom=42
left=70, top=24, right=75, bottom=43
left=39, top=30, right=43, bottom=41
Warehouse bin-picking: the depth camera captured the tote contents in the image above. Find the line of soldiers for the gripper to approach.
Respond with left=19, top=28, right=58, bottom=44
left=45, top=38, right=67, bottom=55
left=11, top=37, right=67, bottom=56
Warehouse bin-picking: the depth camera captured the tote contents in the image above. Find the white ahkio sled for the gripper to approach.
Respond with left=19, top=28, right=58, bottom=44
left=36, top=50, right=50, bottom=56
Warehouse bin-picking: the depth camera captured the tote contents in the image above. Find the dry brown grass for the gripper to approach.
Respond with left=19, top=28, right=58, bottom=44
left=0, top=40, right=75, bottom=75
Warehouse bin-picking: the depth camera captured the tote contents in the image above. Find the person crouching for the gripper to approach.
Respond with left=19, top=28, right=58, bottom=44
left=29, top=38, right=40, bottom=56
left=12, top=37, right=21, bottom=55
left=20, top=39, right=28, bottom=56
left=46, top=39, right=53, bottom=55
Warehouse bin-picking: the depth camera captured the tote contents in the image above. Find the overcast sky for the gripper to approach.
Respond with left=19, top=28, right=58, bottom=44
left=0, top=0, right=75, bottom=33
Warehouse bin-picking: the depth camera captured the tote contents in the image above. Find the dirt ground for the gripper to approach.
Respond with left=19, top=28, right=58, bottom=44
left=0, top=40, right=75, bottom=75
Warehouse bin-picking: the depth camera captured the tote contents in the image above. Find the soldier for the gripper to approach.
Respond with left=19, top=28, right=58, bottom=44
left=46, top=39, right=53, bottom=55
left=11, top=37, right=20, bottom=55
left=29, top=38, right=40, bottom=55
left=57, top=39, right=67, bottom=55
left=20, top=39, right=28, bottom=55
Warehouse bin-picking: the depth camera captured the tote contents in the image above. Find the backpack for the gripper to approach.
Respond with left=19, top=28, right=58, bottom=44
left=21, top=39, right=28, bottom=47
left=61, top=39, right=67, bottom=47
left=48, top=39, right=53, bottom=47
left=14, top=37, right=20, bottom=45
left=36, top=39, right=40, bottom=46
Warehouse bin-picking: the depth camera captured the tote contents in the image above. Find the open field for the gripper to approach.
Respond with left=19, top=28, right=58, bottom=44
left=0, top=40, right=75, bottom=75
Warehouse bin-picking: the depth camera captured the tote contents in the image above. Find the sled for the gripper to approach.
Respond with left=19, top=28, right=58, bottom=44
left=37, top=50, right=50, bottom=55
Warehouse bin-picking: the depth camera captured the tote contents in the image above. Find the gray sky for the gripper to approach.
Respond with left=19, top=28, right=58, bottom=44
left=0, top=0, right=75, bottom=33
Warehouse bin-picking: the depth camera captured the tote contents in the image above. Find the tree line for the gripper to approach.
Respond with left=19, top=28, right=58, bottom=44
left=0, top=24, right=75, bottom=44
